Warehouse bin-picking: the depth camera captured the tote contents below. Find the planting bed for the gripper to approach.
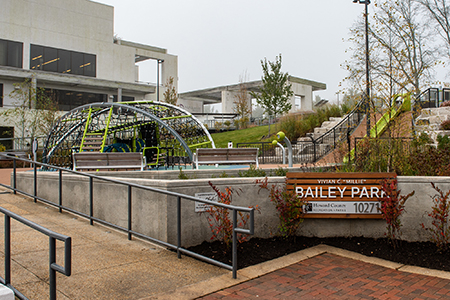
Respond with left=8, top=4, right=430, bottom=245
left=188, top=236, right=450, bottom=271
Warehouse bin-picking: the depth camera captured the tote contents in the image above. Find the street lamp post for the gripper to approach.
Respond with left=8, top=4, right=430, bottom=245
left=353, top=0, right=371, bottom=137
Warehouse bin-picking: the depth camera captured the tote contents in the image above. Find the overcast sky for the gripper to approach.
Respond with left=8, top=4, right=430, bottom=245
left=94, top=0, right=367, bottom=104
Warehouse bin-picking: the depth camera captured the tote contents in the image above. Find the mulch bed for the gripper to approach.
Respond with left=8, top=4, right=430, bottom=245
left=187, top=236, right=450, bottom=271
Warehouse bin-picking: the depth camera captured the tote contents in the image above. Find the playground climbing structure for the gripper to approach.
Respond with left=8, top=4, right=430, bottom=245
left=42, top=101, right=215, bottom=168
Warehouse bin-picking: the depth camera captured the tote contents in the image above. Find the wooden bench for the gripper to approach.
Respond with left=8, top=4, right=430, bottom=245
left=194, top=148, right=259, bottom=169
left=72, top=152, right=145, bottom=171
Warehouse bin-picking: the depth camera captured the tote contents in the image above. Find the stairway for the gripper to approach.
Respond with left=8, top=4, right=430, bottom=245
left=79, top=107, right=113, bottom=152
left=290, top=99, right=365, bottom=163
left=309, top=117, right=345, bottom=140
left=80, top=133, right=103, bottom=152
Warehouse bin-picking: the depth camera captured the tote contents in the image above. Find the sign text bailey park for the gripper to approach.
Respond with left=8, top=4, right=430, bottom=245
left=286, top=172, right=396, bottom=219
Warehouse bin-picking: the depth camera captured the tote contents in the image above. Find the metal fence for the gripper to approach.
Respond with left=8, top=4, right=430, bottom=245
left=0, top=136, right=47, bottom=152
left=0, top=205, right=71, bottom=300
left=0, top=154, right=255, bottom=281
left=416, top=87, right=450, bottom=109
left=236, top=141, right=319, bottom=164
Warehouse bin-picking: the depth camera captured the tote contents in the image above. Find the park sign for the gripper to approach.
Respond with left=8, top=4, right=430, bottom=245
left=286, top=172, right=397, bottom=219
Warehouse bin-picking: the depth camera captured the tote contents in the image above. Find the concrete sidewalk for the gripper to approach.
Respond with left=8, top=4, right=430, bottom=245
left=0, top=187, right=228, bottom=299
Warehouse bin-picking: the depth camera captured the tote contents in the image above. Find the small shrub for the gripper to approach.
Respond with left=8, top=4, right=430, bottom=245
left=440, top=120, right=450, bottom=130
left=238, top=165, right=266, bottom=177
left=204, top=182, right=257, bottom=248
left=178, top=167, right=196, bottom=179
left=278, top=104, right=342, bottom=141
left=272, top=166, right=288, bottom=177
left=421, top=183, right=450, bottom=251
left=178, top=168, right=189, bottom=179
left=379, top=178, right=415, bottom=248
left=278, top=113, right=302, bottom=140
left=437, top=135, right=450, bottom=151
left=0, top=144, right=5, bottom=152
left=341, top=102, right=352, bottom=114
left=219, top=171, right=229, bottom=178
left=214, top=121, right=222, bottom=130
left=257, top=177, right=307, bottom=238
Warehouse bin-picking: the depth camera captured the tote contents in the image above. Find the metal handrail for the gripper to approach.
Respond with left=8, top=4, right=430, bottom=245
left=0, top=206, right=71, bottom=300
left=0, top=154, right=255, bottom=280
left=237, top=100, right=365, bottom=164
left=312, top=99, right=365, bottom=161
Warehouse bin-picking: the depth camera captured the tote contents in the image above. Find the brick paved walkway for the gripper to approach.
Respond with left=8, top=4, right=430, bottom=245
left=199, top=253, right=450, bottom=299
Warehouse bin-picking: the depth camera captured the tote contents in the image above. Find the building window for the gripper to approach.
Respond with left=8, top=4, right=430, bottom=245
left=0, top=39, right=23, bottom=68
left=112, top=95, right=135, bottom=102
left=30, top=44, right=96, bottom=77
left=0, top=126, right=14, bottom=150
left=44, top=89, right=106, bottom=111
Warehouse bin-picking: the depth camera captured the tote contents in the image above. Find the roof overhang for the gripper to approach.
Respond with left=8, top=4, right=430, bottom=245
left=0, top=67, right=156, bottom=95
left=179, top=80, right=262, bottom=104
left=179, top=77, right=326, bottom=104
left=288, top=76, right=327, bottom=91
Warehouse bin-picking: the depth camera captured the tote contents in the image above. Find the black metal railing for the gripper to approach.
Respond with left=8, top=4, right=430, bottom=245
left=236, top=141, right=319, bottom=164
left=416, top=87, right=450, bottom=109
left=0, top=206, right=71, bottom=300
left=238, top=100, right=365, bottom=164
left=311, top=100, right=365, bottom=162
left=0, top=154, right=254, bottom=280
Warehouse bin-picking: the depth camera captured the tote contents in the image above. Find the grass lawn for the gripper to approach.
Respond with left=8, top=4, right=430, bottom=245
left=210, top=124, right=279, bottom=148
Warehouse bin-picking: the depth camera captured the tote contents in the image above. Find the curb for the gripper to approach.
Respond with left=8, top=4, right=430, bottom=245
left=144, top=244, right=450, bottom=300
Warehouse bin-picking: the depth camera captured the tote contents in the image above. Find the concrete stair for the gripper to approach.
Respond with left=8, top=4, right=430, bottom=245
left=415, top=107, right=450, bottom=143
left=81, top=134, right=104, bottom=151
left=295, top=116, right=345, bottom=160
left=310, top=117, right=344, bottom=140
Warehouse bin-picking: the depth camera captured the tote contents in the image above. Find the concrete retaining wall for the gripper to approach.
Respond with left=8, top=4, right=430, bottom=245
left=12, top=171, right=450, bottom=247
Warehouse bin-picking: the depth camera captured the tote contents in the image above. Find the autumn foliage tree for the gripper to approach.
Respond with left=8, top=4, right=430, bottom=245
left=163, top=76, right=178, bottom=106
left=233, top=73, right=252, bottom=129
left=0, top=79, right=58, bottom=148
left=343, top=0, right=436, bottom=110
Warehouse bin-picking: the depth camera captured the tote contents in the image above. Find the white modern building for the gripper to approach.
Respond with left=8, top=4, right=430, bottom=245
left=179, top=76, right=326, bottom=114
left=0, top=0, right=178, bottom=142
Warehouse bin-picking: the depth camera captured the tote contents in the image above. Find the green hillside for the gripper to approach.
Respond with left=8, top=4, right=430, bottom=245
left=210, top=125, right=277, bottom=148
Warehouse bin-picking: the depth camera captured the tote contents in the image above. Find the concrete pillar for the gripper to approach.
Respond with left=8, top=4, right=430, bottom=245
left=302, top=95, right=313, bottom=111
left=117, top=88, right=122, bottom=103
left=221, top=91, right=234, bottom=113
left=160, top=55, right=178, bottom=103
left=221, top=90, right=252, bottom=115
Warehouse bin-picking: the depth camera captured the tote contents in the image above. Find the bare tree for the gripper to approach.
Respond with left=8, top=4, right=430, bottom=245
left=233, top=72, right=252, bottom=129
left=418, top=0, right=450, bottom=62
left=344, top=0, right=436, bottom=102
left=163, top=76, right=178, bottom=105
left=371, top=0, right=435, bottom=97
left=343, top=0, right=438, bottom=171
left=0, top=79, right=58, bottom=148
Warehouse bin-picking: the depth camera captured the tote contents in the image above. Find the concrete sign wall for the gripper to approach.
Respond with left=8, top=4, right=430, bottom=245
left=11, top=171, right=449, bottom=247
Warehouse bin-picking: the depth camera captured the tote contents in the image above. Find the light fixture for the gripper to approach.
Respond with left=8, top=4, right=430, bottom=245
left=353, top=0, right=371, bottom=136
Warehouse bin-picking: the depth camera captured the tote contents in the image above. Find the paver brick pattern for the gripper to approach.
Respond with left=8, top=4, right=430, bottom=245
left=198, top=253, right=450, bottom=299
